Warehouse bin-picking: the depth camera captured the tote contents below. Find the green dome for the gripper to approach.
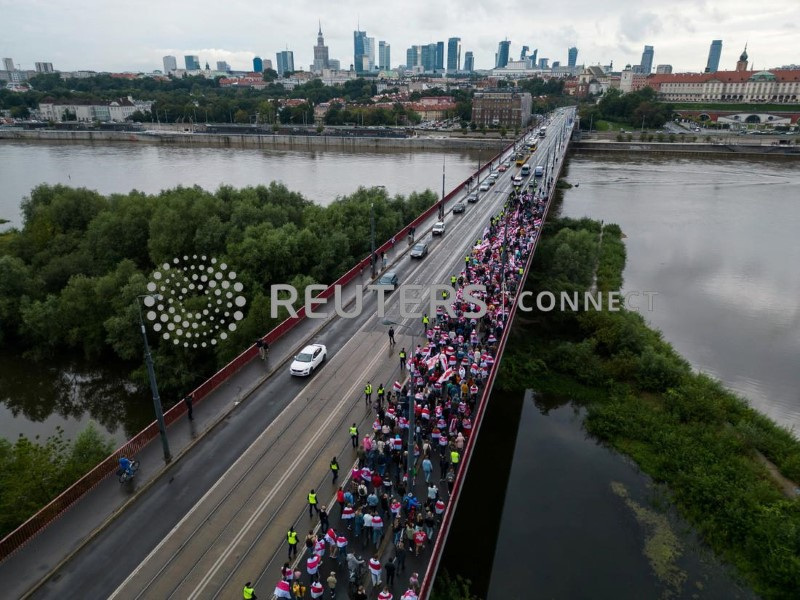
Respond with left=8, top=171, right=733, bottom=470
left=749, top=71, right=776, bottom=81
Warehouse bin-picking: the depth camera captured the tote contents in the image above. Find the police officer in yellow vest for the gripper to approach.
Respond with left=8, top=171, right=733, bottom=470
left=399, top=348, right=406, bottom=371
left=422, top=314, right=429, bottom=328
left=377, top=384, right=385, bottom=403
left=243, top=581, right=256, bottom=599
left=364, top=381, right=372, bottom=405
left=442, top=289, right=448, bottom=300
left=349, top=423, right=358, bottom=448
left=451, top=449, right=460, bottom=473
left=308, top=489, right=319, bottom=517
left=287, top=525, right=298, bottom=559
left=450, top=274, right=457, bottom=288
left=330, top=456, right=339, bottom=483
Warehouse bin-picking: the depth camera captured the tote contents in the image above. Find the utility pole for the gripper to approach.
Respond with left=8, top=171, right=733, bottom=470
left=439, top=158, right=445, bottom=220
left=370, top=202, right=376, bottom=278
left=136, top=296, right=171, bottom=464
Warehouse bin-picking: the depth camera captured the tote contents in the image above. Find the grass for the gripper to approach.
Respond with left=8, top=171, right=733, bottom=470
left=594, top=119, right=627, bottom=131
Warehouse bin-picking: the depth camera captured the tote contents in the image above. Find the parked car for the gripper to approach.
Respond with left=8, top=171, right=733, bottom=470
left=479, top=181, right=490, bottom=191
left=453, top=201, right=466, bottom=213
left=410, top=242, right=429, bottom=258
left=432, top=221, right=446, bottom=236
left=290, top=343, right=327, bottom=376
left=467, top=193, right=479, bottom=203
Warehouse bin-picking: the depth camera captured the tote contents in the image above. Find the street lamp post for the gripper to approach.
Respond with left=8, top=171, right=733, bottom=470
left=439, top=159, right=446, bottom=221
left=136, top=295, right=172, bottom=464
left=370, top=203, right=376, bottom=278
left=381, top=319, right=415, bottom=480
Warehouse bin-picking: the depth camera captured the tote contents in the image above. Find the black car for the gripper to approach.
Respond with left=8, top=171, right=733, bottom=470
left=453, top=201, right=466, bottom=214
left=466, top=193, right=479, bottom=203
left=410, top=242, right=429, bottom=259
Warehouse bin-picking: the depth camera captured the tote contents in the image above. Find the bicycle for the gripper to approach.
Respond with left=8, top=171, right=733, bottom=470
left=117, top=460, right=140, bottom=483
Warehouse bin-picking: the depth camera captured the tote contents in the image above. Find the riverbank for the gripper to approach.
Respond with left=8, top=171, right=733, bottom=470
left=497, top=215, right=800, bottom=598
left=0, top=128, right=508, bottom=151
left=571, top=139, right=800, bottom=158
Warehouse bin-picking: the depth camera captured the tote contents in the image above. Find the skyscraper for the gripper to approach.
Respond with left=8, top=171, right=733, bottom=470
left=365, top=37, right=376, bottom=70
left=406, top=46, right=422, bottom=70
left=464, top=51, right=474, bottom=72
left=253, top=56, right=263, bottom=72
left=184, top=55, right=200, bottom=70
left=163, top=56, right=177, bottom=72
left=530, top=49, right=538, bottom=66
left=35, top=62, right=54, bottom=73
left=378, top=41, right=391, bottom=70
left=216, top=61, right=230, bottom=72
left=538, top=58, right=549, bottom=70
left=568, top=47, right=578, bottom=67
left=640, top=45, right=654, bottom=74
left=2, top=58, right=14, bottom=71
left=313, top=22, right=330, bottom=72
left=354, top=30, right=368, bottom=73
left=552, top=61, right=560, bottom=69
left=520, top=46, right=529, bottom=60
left=421, top=44, right=436, bottom=72
left=435, top=41, right=445, bottom=71
left=447, top=37, right=462, bottom=72
left=496, top=40, right=510, bottom=68
left=276, top=51, right=294, bottom=76
left=705, top=40, right=722, bottom=73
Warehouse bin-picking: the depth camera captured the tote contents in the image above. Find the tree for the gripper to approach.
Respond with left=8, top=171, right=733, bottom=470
left=234, top=109, right=249, bottom=123
left=10, top=105, right=30, bottom=119
left=262, top=68, right=278, bottom=82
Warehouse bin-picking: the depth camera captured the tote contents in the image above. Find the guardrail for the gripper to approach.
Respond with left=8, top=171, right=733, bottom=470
left=0, top=137, right=518, bottom=562
left=419, top=122, right=573, bottom=599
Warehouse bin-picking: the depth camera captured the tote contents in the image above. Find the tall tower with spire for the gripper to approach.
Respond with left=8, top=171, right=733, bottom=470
left=735, top=44, right=748, bottom=72
left=313, top=21, right=330, bottom=72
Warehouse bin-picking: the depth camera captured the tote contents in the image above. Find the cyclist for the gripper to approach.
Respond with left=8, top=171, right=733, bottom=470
left=119, top=456, right=133, bottom=477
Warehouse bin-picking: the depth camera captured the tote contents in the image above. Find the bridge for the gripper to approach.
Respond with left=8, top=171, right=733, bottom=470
left=0, top=108, right=576, bottom=600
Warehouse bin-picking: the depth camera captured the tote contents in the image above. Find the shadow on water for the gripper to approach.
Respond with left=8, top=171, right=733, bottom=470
left=443, top=389, right=757, bottom=600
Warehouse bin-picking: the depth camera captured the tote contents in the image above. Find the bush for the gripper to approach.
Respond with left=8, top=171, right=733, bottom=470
left=616, top=133, right=624, bottom=142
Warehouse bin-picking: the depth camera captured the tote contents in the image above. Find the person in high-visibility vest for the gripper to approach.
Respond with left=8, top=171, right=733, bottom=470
left=287, top=526, right=298, bottom=559
left=364, top=382, right=372, bottom=406
left=308, top=489, right=319, bottom=517
left=377, top=384, right=385, bottom=403
left=349, top=423, right=359, bottom=448
left=421, top=314, right=429, bottom=328
left=242, top=582, right=256, bottom=599
left=450, top=449, right=460, bottom=473
left=330, top=457, right=339, bottom=483
left=450, top=274, right=457, bottom=288
left=441, top=290, right=448, bottom=300
left=399, top=348, right=406, bottom=371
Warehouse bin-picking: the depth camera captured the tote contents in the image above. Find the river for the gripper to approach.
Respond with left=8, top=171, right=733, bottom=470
left=0, top=140, right=490, bottom=443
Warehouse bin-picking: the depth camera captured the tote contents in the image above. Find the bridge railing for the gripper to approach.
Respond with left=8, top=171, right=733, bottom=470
left=0, top=139, right=516, bottom=562
left=419, top=123, right=573, bottom=599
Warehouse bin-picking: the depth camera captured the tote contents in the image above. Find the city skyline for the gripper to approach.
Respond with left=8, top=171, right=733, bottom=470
left=1, top=1, right=797, bottom=74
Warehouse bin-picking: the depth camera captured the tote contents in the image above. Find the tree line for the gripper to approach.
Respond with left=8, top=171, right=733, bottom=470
left=0, top=183, right=437, bottom=400
left=579, top=87, right=674, bottom=129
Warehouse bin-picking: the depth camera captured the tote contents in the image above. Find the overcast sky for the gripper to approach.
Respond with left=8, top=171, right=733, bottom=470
left=1, top=0, right=797, bottom=74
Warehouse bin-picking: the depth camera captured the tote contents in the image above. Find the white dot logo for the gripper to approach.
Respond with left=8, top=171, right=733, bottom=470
left=145, top=255, right=246, bottom=347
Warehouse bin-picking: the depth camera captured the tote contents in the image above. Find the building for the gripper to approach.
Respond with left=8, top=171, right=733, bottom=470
left=620, top=66, right=649, bottom=92
left=520, top=46, right=529, bottom=60
left=464, top=51, right=474, bottom=72
left=538, top=58, right=549, bottom=70
left=655, top=64, right=673, bottom=74
left=328, top=59, right=340, bottom=70
left=471, top=90, right=532, bottom=128
left=447, top=37, right=461, bottom=72
left=736, top=45, right=748, bottom=72
left=184, top=55, right=200, bottom=70
left=2, top=58, right=14, bottom=71
left=263, top=58, right=273, bottom=71
left=552, top=61, right=561, bottom=69
left=35, top=62, right=54, bottom=73
left=366, top=37, right=376, bottom=70
left=354, top=30, right=369, bottom=73
left=219, top=76, right=268, bottom=90
left=163, top=56, right=177, bottom=73
left=378, top=41, right=391, bottom=70
left=496, top=40, right=511, bottom=68
left=421, top=44, right=436, bottom=72
left=253, top=56, right=263, bottom=72
left=216, top=61, right=230, bottom=72
left=435, top=41, right=444, bottom=71
left=39, top=96, right=154, bottom=123
left=406, top=46, right=422, bottom=70
left=530, top=49, right=538, bottom=67
left=640, top=45, right=654, bottom=74
left=706, top=40, right=722, bottom=73
left=568, top=47, right=578, bottom=68
left=313, top=23, right=330, bottom=72
left=276, top=50, right=294, bottom=76
left=646, top=67, right=800, bottom=104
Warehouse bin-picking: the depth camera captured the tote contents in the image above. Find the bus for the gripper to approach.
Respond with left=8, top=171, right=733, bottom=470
left=528, top=141, right=537, bottom=152
left=514, top=151, right=528, bottom=166
left=520, top=164, right=530, bottom=176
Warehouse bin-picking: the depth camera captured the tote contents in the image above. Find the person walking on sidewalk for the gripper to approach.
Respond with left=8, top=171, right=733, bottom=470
left=330, top=457, right=339, bottom=484
left=349, top=423, right=359, bottom=448
left=308, top=489, right=319, bottom=517
left=388, top=327, right=395, bottom=346
left=399, top=348, right=406, bottom=371
left=287, top=526, right=298, bottom=559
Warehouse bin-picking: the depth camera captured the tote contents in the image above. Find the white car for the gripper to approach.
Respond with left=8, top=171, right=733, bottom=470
left=479, top=181, right=490, bottom=191
left=432, top=221, right=445, bottom=236
left=290, top=343, right=327, bottom=376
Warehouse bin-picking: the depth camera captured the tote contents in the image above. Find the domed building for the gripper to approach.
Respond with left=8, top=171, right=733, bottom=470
left=735, top=45, right=749, bottom=72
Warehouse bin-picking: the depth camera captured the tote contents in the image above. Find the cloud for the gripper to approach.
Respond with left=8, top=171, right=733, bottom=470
left=618, top=12, right=663, bottom=42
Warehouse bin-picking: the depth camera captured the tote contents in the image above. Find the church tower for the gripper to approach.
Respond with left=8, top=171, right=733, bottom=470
left=735, top=44, right=748, bottom=72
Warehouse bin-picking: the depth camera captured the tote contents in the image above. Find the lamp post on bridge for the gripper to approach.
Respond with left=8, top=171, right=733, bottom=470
left=381, top=319, right=416, bottom=482
left=136, top=294, right=172, bottom=464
